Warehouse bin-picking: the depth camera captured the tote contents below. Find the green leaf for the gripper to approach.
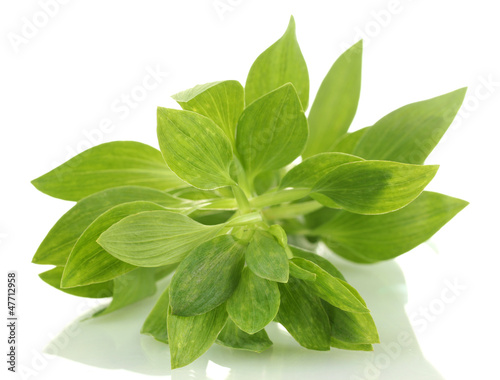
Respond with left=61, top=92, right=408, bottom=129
left=169, top=235, right=245, bottom=316
left=98, top=210, right=224, bottom=267
left=31, top=141, right=185, bottom=201
left=352, top=88, right=467, bottom=164
left=32, top=186, right=185, bottom=266
left=157, top=107, right=235, bottom=189
left=304, top=40, right=362, bottom=158
left=323, top=301, right=379, bottom=345
left=280, top=152, right=364, bottom=189
left=62, top=201, right=168, bottom=287
left=330, top=337, right=373, bottom=351
left=289, top=261, right=316, bottom=281
left=331, top=127, right=369, bottom=154
left=39, top=267, right=113, bottom=298
left=236, top=84, right=308, bottom=179
left=246, top=230, right=289, bottom=283
left=291, top=258, right=369, bottom=313
left=245, top=16, right=309, bottom=109
left=289, top=245, right=345, bottom=280
left=168, top=303, right=228, bottom=369
left=226, top=267, right=280, bottom=334
left=95, top=268, right=157, bottom=317
left=276, top=277, right=331, bottom=351
left=141, top=287, right=170, bottom=343
left=217, top=318, right=272, bottom=353
left=312, top=160, right=439, bottom=214
left=316, top=191, right=468, bottom=263
left=172, top=81, right=244, bottom=146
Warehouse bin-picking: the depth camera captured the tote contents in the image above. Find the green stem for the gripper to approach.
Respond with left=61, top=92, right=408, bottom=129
left=250, top=188, right=310, bottom=209
left=263, top=200, right=323, bottom=220
left=232, top=185, right=251, bottom=214
left=226, top=212, right=262, bottom=227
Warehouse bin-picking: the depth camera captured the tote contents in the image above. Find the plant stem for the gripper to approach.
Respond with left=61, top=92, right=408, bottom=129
left=232, top=185, right=251, bottom=213
left=226, top=212, right=262, bottom=227
left=250, top=188, right=310, bottom=209
left=263, top=200, right=323, bottom=220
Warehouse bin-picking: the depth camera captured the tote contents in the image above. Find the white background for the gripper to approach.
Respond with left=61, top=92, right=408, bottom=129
left=1, top=0, right=499, bottom=379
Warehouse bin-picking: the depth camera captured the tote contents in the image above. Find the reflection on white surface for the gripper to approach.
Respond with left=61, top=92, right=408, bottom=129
left=46, top=256, right=445, bottom=380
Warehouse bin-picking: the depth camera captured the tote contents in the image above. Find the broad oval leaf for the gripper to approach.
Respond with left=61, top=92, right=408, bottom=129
left=217, top=318, right=272, bottom=353
left=172, top=81, right=244, bottom=146
left=31, top=141, right=185, bottom=201
left=276, top=277, right=331, bottom=351
left=236, top=84, right=308, bottom=179
left=141, top=287, right=170, bottom=343
left=157, top=107, right=235, bottom=189
left=304, top=40, right=362, bottom=158
left=226, top=267, right=280, bottom=334
left=312, top=160, right=439, bottom=215
left=289, top=245, right=345, bottom=280
left=39, top=267, right=113, bottom=298
left=61, top=201, right=167, bottom=288
left=98, top=210, right=225, bottom=267
left=280, top=152, right=364, bottom=189
left=32, top=186, right=185, bottom=266
left=316, top=191, right=469, bottom=263
left=291, top=258, right=369, bottom=313
left=169, top=235, right=245, bottom=316
left=352, top=88, right=467, bottom=164
left=245, top=16, right=309, bottom=109
left=168, top=303, right=228, bottom=369
left=246, top=230, right=289, bottom=283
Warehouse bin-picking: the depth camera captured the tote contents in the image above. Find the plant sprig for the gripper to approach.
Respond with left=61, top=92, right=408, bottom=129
left=32, top=16, right=468, bottom=369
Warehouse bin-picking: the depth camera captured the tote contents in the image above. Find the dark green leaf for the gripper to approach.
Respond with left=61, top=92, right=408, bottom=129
left=330, top=337, right=373, bottom=351
left=289, top=245, right=345, bottom=280
left=289, top=261, right=316, bottom=281
left=246, top=230, right=289, bottom=283
left=217, top=318, right=272, bottom=353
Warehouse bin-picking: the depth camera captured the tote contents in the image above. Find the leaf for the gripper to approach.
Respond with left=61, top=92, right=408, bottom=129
left=291, top=258, right=369, bottom=313
left=316, top=191, right=469, bottom=263
left=331, top=127, right=369, bottom=154
left=245, top=16, right=309, bottom=109
left=303, top=40, right=362, bottom=158
left=62, top=201, right=168, bottom=287
left=330, top=337, right=373, bottom=351
left=168, top=303, right=228, bottom=369
left=95, top=268, right=157, bottom=317
left=39, top=267, right=113, bottom=298
left=226, top=267, right=280, bottom=334
left=236, top=84, right=308, bottom=179
left=169, top=235, right=245, bottom=316
left=172, top=81, right=244, bottom=146
left=323, top=301, right=379, bottom=345
left=32, top=186, right=185, bottom=266
left=352, top=88, right=467, bottom=164
left=246, top=230, right=289, bottom=283
left=157, top=107, right=235, bottom=189
left=289, top=245, right=345, bottom=280
left=217, top=318, right=272, bottom=353
left=141, top=287, right=170, bottom=343
left=98, top=210, right=224, bottom=267
left=280, top=152, right=364, bottom=189
left=312, top=160, right=439, bottom=215
left=31, top=141, right=185, bottom=201
left=289, top=261, right=316, bottom=281
left=276, top=277, right=331, bottom=351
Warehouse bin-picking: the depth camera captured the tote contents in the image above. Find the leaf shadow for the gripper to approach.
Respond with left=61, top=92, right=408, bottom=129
left=45, top=256, right=445, bottom=380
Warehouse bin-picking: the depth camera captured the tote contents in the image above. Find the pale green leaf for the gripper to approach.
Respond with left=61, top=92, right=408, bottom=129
left=31, top=141, right=185, bottom=201
left=352, top=88, right=467, bottom=164
left=280, top=152, right=364, bottom=189
left=312, top=160, right=438, bottom=214
left=217, top=318, right=272, bottom=353
left=141, top=287, right=170, bottom=343
left=330, top=337, right=373, bottom=351
left=291, top=258, right=369, bottom=313
left=316, top=191, right=468, bottom=263
left=32, top=186, right=185, bottom=266
left=245, top=16, right=309, bottom=108
left=226, top=267, right=280, bottom=334
left=168, top=303, right=228, bottom=369
left=236, top=84, right=308, bottom=179
left=39, top=267, right=113, bottom=298
left=169, top=235, right=245, bottom=316
left=172, top=81, right=244, bottom=146
left=98, top=210, right=224, bottom=267
left=331, top=127, right=369, bottom=154
left=62, top=201, right=168, bottom=288
left=157, top=107, right=235, bottom=189
left=304, top=40, right=362, bottom=158
left=276, top=277, right=331, bottom=351
left=246, top=230, right=289, bottom=283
